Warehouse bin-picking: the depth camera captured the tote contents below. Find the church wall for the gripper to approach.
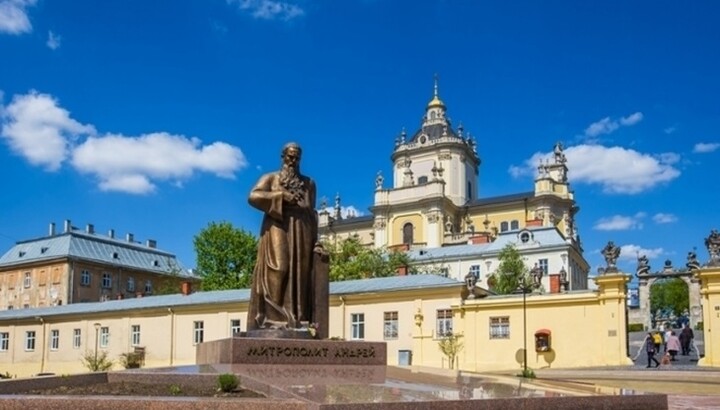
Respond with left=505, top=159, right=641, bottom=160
left=390, top=213, right=425, bottom=246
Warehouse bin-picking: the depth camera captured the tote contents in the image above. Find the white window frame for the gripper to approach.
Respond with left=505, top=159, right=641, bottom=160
left=538, top=259, right=549, bottom=275
left=490, top=316, right=510, bottom=339
left=131, top=325, right=141, bottom=346
left=23, top=272, right=31, bottom=288
left=351, top=313, right=365, bottom=340
left=50, top=329, right=59, bottom=350
left=73, top=329, right=81, bottom=349
left=193, top=321, right=204, bottom=344
left=101, top=272, right=112, bottom=289
left=25, top=331, right=36, bottom=351
left=145, top=280, right=153, bottom=294
left=383, top=311, right=398, bottom=340
left=0, top=332, right=9, bottom=351
left=469, top=265, right=481, bottom=279
left=230, top=319, right=241, bottom=335
left=100, top=326, right=109, bottom=348
left=80, top=270, right=91, bottom=286
left=436, top=309, right=453, bottom=337
left=127, top=277, right=135, bottom=292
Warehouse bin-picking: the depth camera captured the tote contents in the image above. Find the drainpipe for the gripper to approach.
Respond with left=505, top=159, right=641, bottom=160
left=339, top=296, right=346, bottom=340
left=36, top=316, right=46, bottom=374
left=167, top=308, right=175, bottom=365
left=68, top=261, right=75, bottom=304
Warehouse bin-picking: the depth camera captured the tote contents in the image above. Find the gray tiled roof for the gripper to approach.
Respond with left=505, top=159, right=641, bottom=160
left=407, top=226, right=569, bottom=261
left=468, top=191, right=534, bottom=207
left=0, top=231, right=192, bottom=277
left=0, top=275, right=462, bottom=321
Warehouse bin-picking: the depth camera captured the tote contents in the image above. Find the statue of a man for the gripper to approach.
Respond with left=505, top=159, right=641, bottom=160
left=246, top=142, right=321, bottom=332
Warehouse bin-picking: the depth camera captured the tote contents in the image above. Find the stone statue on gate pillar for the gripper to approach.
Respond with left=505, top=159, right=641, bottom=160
left=601, top=241, right=621, bottom=273
left=246, top=142, right=329, bottom=338
left=705, top=229, right=720, bottom=267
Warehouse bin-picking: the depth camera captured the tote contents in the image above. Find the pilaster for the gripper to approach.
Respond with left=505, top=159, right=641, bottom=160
left=696, top=267, right=720, bottom=367
left=594, top=273, right=634, bottom=366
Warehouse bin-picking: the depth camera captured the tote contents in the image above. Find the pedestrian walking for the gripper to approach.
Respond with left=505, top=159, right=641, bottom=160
left=666, top=331, right=681, bottom=361
left=679, top=324, right=694, bottom=356
left=644, top=332, right=660, bottom=368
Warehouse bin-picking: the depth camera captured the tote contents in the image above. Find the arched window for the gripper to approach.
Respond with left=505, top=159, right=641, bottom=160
left=403, top=223, right=414, bottom=245
left=510, top=220, right=519, bottom=230
left=500, top=221, right=509, bottom=232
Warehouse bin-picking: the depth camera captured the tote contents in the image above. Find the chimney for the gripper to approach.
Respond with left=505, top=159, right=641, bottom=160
left=116, top=293, right=124, bottom=300
left=146, top=239, right=157, bottom=248
left=64, top=219, right=72, bottom=233
left=48, top=222, right=56, bottom=236
left=549, top=273, right=560, bottom=294
left=126, top=233, right=134, bottom=243
left=86, top=224, right=95, bottom=234
left=136, top=292, right=143, bottom=298
left=108, top=229, right=115, bottom=239
left=181, top=281, right=192, bottom=296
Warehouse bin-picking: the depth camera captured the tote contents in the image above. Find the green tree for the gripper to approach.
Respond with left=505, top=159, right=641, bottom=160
left=193, top=222, right=257, bottom=290
left=488, top=244, right=530, bottom=294
left=325, top=237, right=413, bottom=281
left=650, top=277, right=689, bottom=318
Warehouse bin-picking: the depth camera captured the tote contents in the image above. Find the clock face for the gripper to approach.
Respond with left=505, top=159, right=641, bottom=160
left=419, top=135, right=427, bottom=144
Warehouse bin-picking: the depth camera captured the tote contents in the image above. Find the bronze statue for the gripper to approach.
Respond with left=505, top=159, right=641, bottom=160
left=601, top=241, right=620, bottom=272
left=246, top=142, right=325, bottom=333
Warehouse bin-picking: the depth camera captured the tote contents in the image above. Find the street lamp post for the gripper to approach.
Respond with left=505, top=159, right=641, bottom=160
left=93, top=323, right=101, bottom=365
left=518, top=275, right=539, bottom=376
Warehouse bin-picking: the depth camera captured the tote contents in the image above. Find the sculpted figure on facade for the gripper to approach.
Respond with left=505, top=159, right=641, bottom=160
left=705, top=229, right=720, bottom=266
left=636, top=254, right=650, bottom=276
left=530, top=263, right=543, bottom=288
left=686, top=250, right=701, bottom=271
left=601, top=241, right=621, bottom=272
left=247, top=142, right=326, bottom=334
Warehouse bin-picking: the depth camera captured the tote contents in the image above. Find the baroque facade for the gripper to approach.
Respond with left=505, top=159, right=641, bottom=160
left=0, top=220, right=197, bottom=309
left=318, top=81, right=589, bottom=291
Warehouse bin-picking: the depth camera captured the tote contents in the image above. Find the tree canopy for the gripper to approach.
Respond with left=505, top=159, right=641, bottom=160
left=488, top=244, right=532, bottom=294
left=324, top=237, right=413, bottom=281
left=650, top=277, right=689, bottom=318
left=193, top=221, right=257, bottom=290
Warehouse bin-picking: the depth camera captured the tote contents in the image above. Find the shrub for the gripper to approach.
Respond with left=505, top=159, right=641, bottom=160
left=518, top=368, right=536, bottom=379
left=81, top=350, right=113, bottom=372
left=628, top=323, right=645, bottom=332
left=217, top=373, right=239, bottom=392
left=119, top=352, right=144, bottom=369
left=695, top=321, right=704, bottom=331
left=169, top=384, right=182, bottom=396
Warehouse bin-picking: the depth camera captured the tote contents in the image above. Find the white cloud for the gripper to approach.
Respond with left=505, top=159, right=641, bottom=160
left=693, top=142, right=720, bottom=153
left=46, top=30, right=61, bottom=49
left=0, top=90, right=247, bottom=194
left=618, top=244, right=664, bottom=262
left=594, top=213, right=645, bottom=231
left=652, top=213, right=677, bottom=224
left=227, top=0, right=304, bottom=21
left=511, top=144, right=681, bottom=194
left=664, top=126, right=677, bottom=135
left=1, top=91, right=95, bottom=170
left=0, top=0, right=36, bottom=34
left=583, top=111, right=643, bottom=138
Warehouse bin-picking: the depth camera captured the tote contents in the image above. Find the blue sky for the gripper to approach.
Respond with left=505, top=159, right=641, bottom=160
left=1, top=0, right=718, bottom=280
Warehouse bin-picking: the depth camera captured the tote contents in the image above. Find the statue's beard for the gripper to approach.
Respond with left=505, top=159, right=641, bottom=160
left=280, top=164, right=303, bottom=192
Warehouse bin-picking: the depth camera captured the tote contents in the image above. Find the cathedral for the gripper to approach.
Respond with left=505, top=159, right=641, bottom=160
left=319, top=80, right=590, bottom=292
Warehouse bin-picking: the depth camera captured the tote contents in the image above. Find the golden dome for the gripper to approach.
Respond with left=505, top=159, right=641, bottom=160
left=427, top=95, right=445, bottom=108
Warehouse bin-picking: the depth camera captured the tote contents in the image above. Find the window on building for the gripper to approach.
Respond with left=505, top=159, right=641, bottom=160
left=0, top=332, right=9, bottom=351
left=73, top=329, right=81, bottom=349
left=193, top=321, right=204, bottom=344
left=145, top=280, right=153, bottom=294
left=351, top=313, right=365, bottom=340
left=25, top=331, right=36, bottom=351
left=7, top=306, right=13, bottom=310
left=23, top=272, right=31, bottom=288
left=469, top=265, right=481, bottom=279
left=130, top=325, right=141, bottom=346
left=127, top=277, right=135, bottom=292
left=538, top=258, right=548, bottom=275
left=383, top=311, right=398, bottom=340
left=230, top=319, right=241, bottom=336
left=50, top=329, right=59, bottom=350
left=436, top=309, right=453, bottom=337
left=510, top=220, right=519, bottom=230
left=402, top=223, right=414, bottom=245
left=100, top=327, right=109, bottom=348
left=23, top=304, right=29, bottom=309
left=418, top=176, right=428, bottom=184
left=102, top=273, right=112, bottom=289
left=490, top=316, right=510, bottom=339
left=80, top=270, right=91, bottom=286
left=500, top=221, right=509, bottom=232
left=467, top=181, right=472, bottom=200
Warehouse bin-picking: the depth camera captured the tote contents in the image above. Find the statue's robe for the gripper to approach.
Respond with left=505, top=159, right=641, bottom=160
left=246, top=172, right=317, bottom=330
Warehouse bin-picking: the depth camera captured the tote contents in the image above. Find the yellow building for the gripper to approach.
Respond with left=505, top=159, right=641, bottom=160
left=0, top=273, right=639, bottom=378
left=0, top=220, right=198, bottom=309
left=318, top=80, right=589, bottom=290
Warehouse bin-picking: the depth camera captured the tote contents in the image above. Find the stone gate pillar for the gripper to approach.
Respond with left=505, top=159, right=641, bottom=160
left=637, top=277, right=652, bottom=330
left=696, top=267, right=720, bottom=367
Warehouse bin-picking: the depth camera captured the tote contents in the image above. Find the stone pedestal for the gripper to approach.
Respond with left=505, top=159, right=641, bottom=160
left=196, top=337, right=386, bottom=366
